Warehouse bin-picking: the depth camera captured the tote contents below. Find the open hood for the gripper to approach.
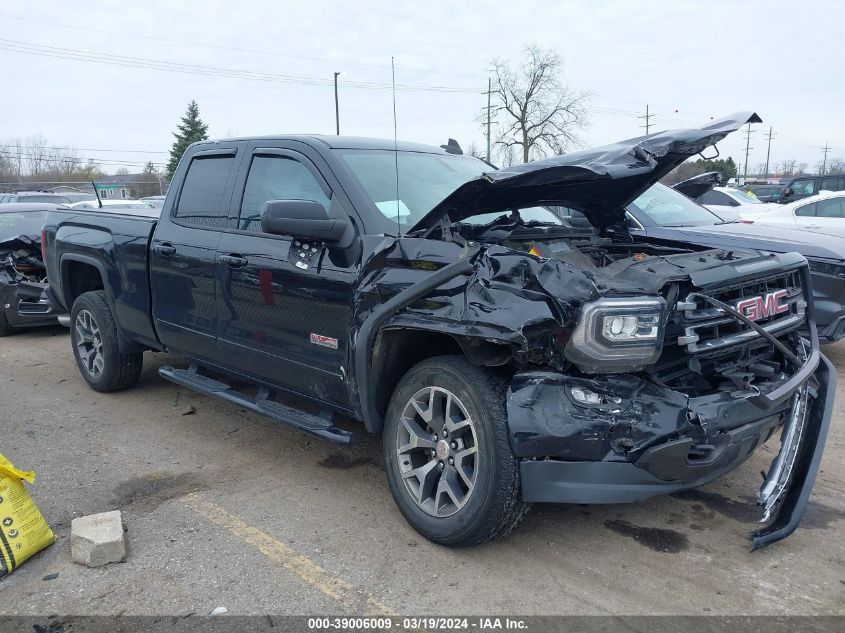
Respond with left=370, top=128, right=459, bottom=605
left=671, top=171, right=723, bottom=199
left=410, top=112, right=761, bottom=234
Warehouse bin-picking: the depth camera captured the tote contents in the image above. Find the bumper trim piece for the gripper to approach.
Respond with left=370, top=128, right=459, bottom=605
left=749, top=353, right=836, bottom=550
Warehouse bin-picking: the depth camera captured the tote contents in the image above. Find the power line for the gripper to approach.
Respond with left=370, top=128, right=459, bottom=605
left=0, top=12, right=486, bottom=81
left=0, top=38, right=479, bottom=93
left=0, top=150, right=165, bottom=168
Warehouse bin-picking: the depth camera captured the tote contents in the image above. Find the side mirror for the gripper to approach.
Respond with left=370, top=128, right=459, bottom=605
left=260, top=200, right=351, bottom=244
left=782, top=187, right=792, bottom=197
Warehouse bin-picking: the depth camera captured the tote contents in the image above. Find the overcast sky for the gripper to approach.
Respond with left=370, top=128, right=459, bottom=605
left=2, top=0, right=842, bottom=175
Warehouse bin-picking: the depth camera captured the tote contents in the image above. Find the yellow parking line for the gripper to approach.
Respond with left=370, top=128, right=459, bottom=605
left=183, top=493, right=396, bottom=616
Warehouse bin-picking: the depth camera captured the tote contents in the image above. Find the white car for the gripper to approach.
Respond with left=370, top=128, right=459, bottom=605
left=747, top=190, right=845, bottom=238
left=696, top=186, right=774, bottom=222
left=68, top=199, right=156, bottom=210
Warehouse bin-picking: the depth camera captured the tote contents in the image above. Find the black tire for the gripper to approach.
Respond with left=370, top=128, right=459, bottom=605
left=383, top=356, right=529, bottom=546
left=70, top=290, right=143, bottom=392
left=0, top=309, right=13, bottom=337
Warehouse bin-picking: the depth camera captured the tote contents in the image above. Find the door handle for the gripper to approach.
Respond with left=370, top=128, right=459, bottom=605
left=153, top=242, right=176, bottom=256
left=219, top=254, right=248, bottom=267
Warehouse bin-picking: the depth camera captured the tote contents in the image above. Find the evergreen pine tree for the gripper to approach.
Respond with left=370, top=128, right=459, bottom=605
left=167, top=101, right=209, bottom=178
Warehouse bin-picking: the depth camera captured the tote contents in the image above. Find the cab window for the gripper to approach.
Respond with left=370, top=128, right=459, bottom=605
left=238, top=155, right=331, bottom=232
left=175, top=156, right=235, bottom=228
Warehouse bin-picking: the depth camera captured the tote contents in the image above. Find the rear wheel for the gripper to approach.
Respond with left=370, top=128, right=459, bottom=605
left=383, top=356, right=529, bottom=545
left=70, top=290, right=143, bottom=392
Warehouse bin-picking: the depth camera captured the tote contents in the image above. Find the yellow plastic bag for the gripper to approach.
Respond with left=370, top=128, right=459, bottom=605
left=0, top=453, right=55, bottom=578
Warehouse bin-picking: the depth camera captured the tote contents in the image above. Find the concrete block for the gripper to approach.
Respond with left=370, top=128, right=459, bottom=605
left=71, top=510, right=126, bottom=567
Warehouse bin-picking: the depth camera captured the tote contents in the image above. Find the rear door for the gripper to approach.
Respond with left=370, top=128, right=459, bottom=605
left=150, top=146, right=243, bottom=364
left=215, top=142, right=357, bottom=406
left=799, top=197, right=845, bottom=238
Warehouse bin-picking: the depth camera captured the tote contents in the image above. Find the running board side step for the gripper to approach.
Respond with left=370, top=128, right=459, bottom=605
left=158, top=365, right=353, bottom=446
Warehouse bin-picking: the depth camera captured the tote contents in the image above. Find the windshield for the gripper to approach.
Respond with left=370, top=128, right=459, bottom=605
left=629, top=183, right=723, bottom=226
left=463, top=206, right=563, bottom=226
left=337, top=149, right=487, bottom=230
left=0, top=211, right=47, bottom=242
left=725, top=189, right=762, bottom=204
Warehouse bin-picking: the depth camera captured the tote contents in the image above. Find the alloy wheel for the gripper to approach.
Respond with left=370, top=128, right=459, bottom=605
left=396, top=386, right=479, bottom=517
left=75, top=309, right=104, bottom=378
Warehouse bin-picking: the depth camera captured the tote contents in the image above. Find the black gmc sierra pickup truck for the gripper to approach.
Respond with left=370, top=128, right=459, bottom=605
left=43, top=112, right=834, bottom=548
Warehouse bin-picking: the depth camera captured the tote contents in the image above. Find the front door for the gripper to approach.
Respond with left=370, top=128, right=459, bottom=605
left=150, top=147, right=240, bottom=364
left=215, top=145, right=355, bottom=406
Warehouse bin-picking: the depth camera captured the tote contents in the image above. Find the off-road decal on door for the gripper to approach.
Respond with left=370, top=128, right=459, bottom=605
left=310, top=333, right=339, bottom=349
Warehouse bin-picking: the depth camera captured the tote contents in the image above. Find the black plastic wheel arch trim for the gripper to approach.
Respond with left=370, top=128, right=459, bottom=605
left=355, top=254, right=475, bottom=433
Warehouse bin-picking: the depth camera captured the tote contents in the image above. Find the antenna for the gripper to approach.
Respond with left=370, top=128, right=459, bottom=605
left=91, top=180, right=103, bottom=208
left=391, top=56, right=400, bottom=237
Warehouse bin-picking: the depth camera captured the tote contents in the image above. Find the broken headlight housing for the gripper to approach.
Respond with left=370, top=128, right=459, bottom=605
left=564, top=296, right=666, bottom=373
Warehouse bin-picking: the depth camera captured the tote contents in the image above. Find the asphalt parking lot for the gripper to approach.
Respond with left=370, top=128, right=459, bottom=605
left=1, top=327, right=844, bottom=616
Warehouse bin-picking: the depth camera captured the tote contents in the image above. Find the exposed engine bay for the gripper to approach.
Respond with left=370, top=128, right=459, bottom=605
left=440, top=212, right=806, bottom=401
left=1, top=235, right=47, bottom=284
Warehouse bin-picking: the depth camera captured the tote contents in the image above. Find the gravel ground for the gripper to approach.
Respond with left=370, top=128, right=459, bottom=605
left=0, top=326, right=843, bottom=616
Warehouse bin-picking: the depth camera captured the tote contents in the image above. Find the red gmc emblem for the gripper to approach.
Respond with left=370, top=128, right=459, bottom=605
left=735, top=289, right=789, bottom=321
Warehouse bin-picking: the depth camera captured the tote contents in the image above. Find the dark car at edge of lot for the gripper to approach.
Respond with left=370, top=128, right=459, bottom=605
left=775, top=175, right=845, bottom=203
left=0, top=203, right=67, bottom=335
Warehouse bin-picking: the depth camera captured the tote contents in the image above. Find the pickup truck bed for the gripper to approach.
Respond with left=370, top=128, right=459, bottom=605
left=45, top=207, right=161, bottom=352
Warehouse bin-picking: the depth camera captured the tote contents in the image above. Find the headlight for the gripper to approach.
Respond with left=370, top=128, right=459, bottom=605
left=808, top=259, right=845, bottom=278
left=564, top=297, right=666, bottom=373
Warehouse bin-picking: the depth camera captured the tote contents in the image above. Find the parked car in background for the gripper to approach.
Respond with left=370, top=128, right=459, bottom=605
left=0, top=203, right=67, bottom=335
left=59, top=192, right=99, bottom=204
left=696, top=186, right=772, bottom=221
left=0, top=191, right=73, bottom=205
left=618, top=184, right=845, bottom=342
left=670, top=171, right=723, bottom=199
left=747, top=191, right=845, bottom=238
left=778, top=175, right=845, bottom=203
left=140, top=195, right=167, bottom=208
left=69, top=199, right=157, bottom=211
left=741, top=182, right=785, bottom=202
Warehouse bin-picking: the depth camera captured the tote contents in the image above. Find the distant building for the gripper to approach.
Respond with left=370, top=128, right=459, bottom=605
left=94, top=174, right=168, bottom=199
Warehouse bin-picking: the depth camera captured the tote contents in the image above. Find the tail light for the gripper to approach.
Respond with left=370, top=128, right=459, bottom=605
left=739, top=219, right=754, bottom=224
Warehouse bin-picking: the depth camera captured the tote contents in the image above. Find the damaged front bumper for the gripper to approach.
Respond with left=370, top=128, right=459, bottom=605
left=509, top=338, right=835, bottom=549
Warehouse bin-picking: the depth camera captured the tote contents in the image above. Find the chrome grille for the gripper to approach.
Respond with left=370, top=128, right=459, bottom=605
left=673, top=270, right=806, bottom=354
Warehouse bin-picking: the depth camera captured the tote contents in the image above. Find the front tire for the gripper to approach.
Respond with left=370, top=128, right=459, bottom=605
left=70, top=290, right=143, bottom=392
left=383, top=356, right=529, bottom=545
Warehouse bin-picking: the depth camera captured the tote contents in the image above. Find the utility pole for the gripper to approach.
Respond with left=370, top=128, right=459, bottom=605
left=486, top=78, right=492, bottom=162
left=333, top=72, right=341, bottom=135
left=742, top=123, right=754, bottom=184
left=638, top=104, right=654, bottom=135
left=764, top=126, right=775, bottom=181
left=481, top=77, right=494, bottom=162
left=821, top=143, right=832, bottom=175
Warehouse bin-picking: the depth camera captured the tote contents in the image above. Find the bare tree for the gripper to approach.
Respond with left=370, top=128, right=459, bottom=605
left=497, top=144, right=518, bottom=168
left=465, top=142, right=485, bottom=160
left=23, top=134, right=49, bottom=177
left=825, top=157, right=845, bottom=174
left=488, top=45, right=589, bottom=163
left=776, top=159, right=797, bottom=177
